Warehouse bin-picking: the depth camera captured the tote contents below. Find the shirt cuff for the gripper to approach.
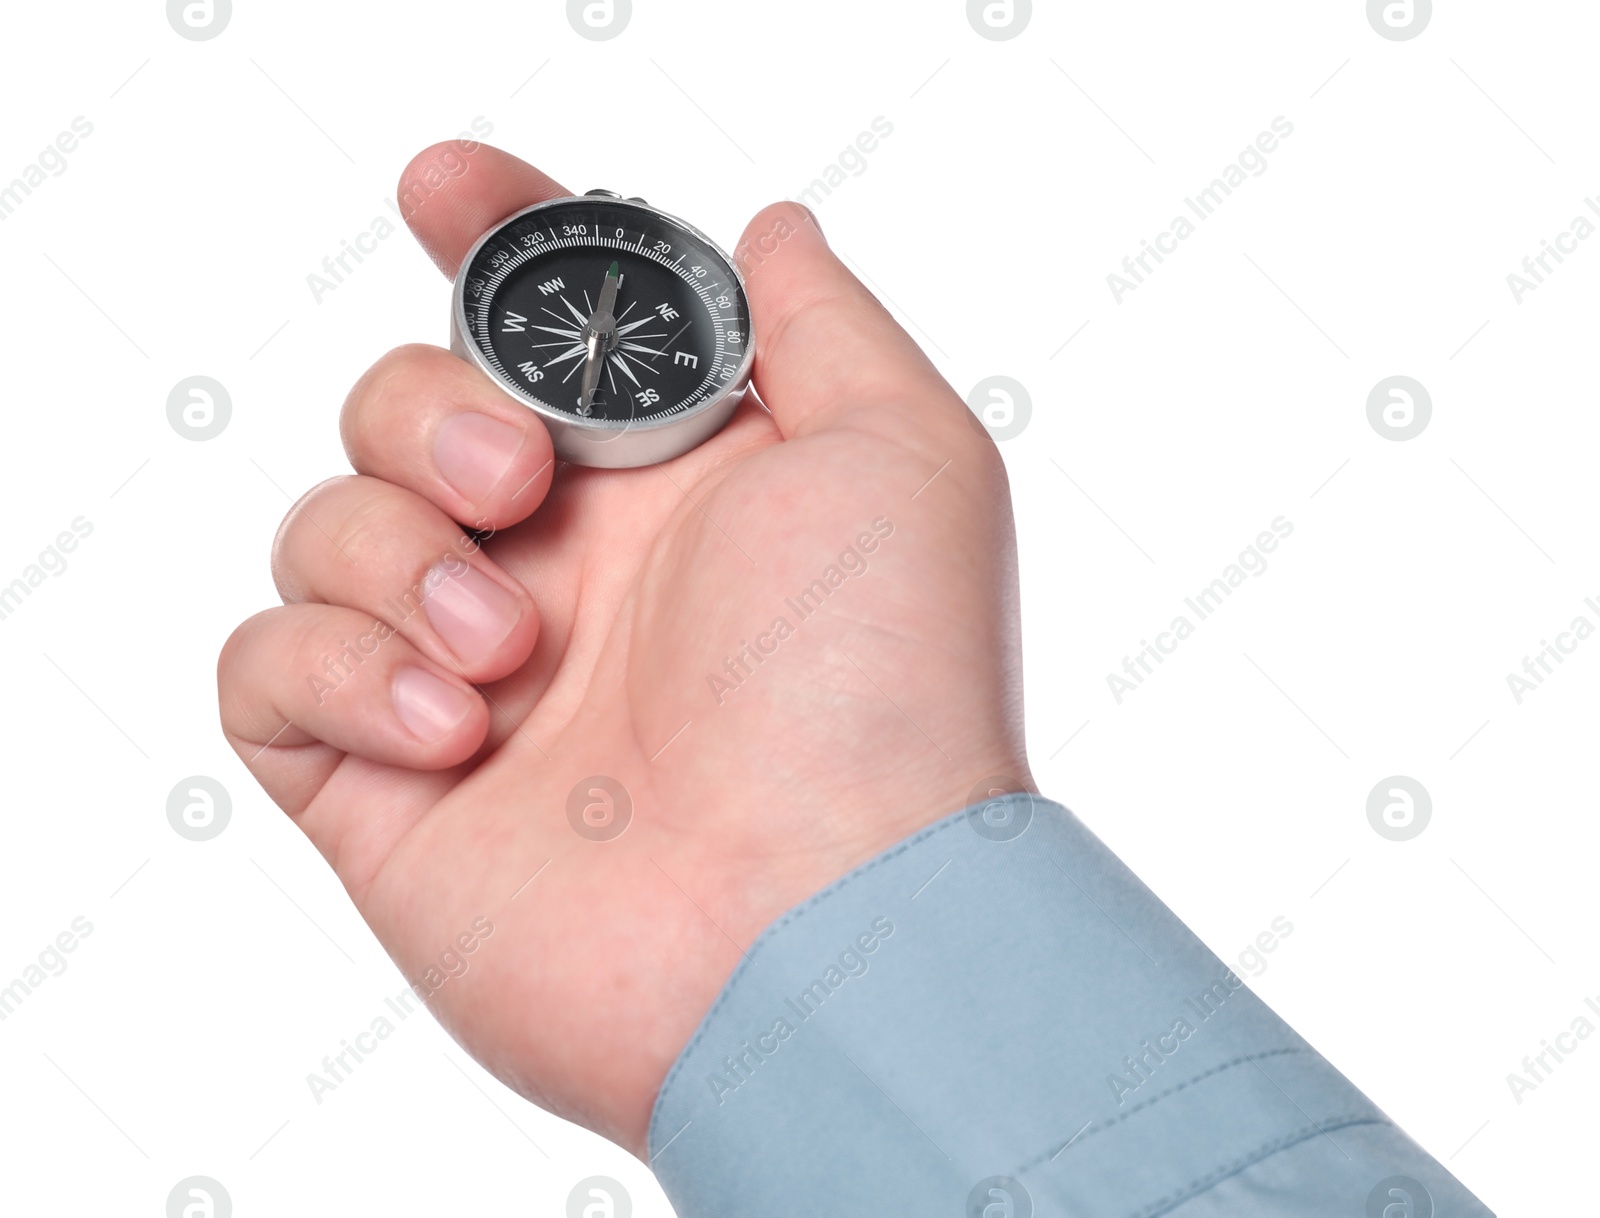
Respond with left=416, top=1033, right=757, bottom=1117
left=646, top=794, right=1494, bottom=1216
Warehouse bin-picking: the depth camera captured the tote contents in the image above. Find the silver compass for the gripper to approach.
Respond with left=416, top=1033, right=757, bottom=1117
left=450, top=190, right=754, bottom=468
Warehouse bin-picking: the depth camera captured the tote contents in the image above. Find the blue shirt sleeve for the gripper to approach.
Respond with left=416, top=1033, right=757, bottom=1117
left=647, top=793, right=1494, bottom=1217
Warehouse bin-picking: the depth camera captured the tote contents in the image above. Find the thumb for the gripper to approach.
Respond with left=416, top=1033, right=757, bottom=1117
left=734, top=202, right=970, bottom=444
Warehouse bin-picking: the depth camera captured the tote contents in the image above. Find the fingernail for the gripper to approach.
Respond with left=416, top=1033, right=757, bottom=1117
left=434, top=413, right=524, bottom=503
left=393, top=667, right=475, bottom=742
left=423, top=562, right=522, bottom=666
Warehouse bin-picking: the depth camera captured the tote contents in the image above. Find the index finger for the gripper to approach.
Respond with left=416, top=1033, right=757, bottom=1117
left=398, top=140, right=572, bottom=278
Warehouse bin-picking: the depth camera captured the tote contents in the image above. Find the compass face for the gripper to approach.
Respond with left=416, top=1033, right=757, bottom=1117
left=455, top=197, right=751, bottom=437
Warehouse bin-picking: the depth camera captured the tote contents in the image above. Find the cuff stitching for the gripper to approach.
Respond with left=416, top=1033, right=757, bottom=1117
left=1132, top=1114, right=1391, bottom=1218
left=1013, top=1046, right=1309, bottom=1176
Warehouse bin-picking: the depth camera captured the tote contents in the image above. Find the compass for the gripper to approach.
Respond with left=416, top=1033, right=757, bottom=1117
left=450, top=189, right=754, bottom=468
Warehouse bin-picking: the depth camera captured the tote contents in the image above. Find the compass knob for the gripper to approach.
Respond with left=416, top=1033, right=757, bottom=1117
left=582, top=189, right=650, bottom=205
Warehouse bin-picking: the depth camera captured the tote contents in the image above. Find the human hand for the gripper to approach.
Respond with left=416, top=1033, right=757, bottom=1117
left=217, top=142, right=1032, bottom=1154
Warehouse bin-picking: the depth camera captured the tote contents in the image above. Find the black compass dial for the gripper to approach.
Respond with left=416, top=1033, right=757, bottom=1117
left=458, top=197, right=750, bottom=425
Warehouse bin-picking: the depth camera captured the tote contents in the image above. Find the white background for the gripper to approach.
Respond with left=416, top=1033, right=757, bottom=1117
left=0, top=0, right=1590, bottom=1212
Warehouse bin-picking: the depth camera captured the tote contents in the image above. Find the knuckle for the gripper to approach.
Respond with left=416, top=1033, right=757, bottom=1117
left=216, top=607, right=290, bottom=736
left=339, top=343, right=449, bottom=454
left=217, top=607, right=277, bottom=685
left=287, top=606, right=347, bottom=676
left=326, top=485, right=396, bottom=564
left=270, top=476, right=366, bottom=596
